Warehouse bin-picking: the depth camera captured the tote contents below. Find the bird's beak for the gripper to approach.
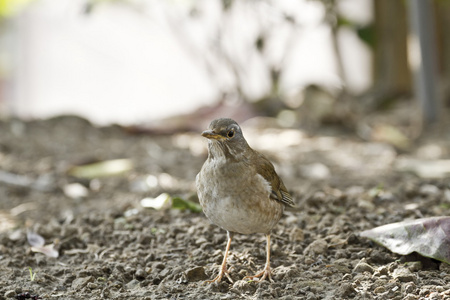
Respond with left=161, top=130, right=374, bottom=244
left=201, top=130, right=225, bottom=140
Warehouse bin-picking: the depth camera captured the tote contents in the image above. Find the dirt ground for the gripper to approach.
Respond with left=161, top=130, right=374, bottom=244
left=0, top=115, right=450, bottom=299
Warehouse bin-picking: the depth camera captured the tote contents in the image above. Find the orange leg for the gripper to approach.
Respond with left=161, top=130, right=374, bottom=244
left=205, top=231, right=234, bottom=283
left=243, top=234, right=274, bottom=282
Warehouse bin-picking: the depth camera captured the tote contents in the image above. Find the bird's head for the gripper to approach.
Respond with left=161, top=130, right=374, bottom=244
left=201, top=118, right=249, bottom=160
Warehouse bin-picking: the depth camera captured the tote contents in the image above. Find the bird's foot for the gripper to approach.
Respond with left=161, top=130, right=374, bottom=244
left=243, top=266, right=273, bottom=283
left=204, top=266, right=234, bottom=284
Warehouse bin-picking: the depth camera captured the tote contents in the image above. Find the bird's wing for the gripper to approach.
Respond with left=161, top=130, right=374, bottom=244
left=254, top=153, right=295, bottom=207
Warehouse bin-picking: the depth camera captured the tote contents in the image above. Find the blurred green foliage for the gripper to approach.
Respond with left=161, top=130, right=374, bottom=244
left=356, top=24, right=376, bottom=49
left=0, top=0, right=34, bottom=18
left=172, top=196, right=202, bottom=213
left=337, top=16, right=376, bottom=49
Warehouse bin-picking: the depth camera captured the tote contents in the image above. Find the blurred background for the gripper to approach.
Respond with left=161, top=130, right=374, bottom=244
left=0, top=0, right=449, bottom=136
left=2, top=1, right=450, bottom=297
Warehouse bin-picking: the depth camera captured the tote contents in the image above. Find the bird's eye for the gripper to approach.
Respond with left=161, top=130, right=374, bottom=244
left=227, top=130, right=235, bottom=138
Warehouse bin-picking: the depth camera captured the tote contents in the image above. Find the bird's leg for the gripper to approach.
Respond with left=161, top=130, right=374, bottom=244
left=243, top=234, right=274, bottom=282
left=205, top=231, right=234, bottom=283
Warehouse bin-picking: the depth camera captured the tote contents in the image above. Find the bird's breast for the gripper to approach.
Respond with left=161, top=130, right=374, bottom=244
left=196, top=159, right=283, bottom=234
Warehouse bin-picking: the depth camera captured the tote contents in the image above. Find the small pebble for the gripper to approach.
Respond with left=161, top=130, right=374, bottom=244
left=232, top=280, right=256, bottom=294
left=72, top=276, right=93, bottom=289
left=306, top=292, right=317, bottom=300
left=373, top=286, right=386, bottom=294
left=145, top=253, right=155, bottom=263
left=4, top=290, right=16, bottom=298
left=304, top=257, right=315, bottom=265
left=184, top=266, right=208, bottom=282
left=342, top=273, right=352, bottom=281
left=392, top=267, right=416, bottom=283
left=429, top=292, right=441, bottom=300
left=419, top=184, right=440, bottom=196
left=406, top=261, right=422, bottom=272
left=303, top=239, right=328, bottom=256
left=353, top=261, right=374, bottom=274
left=195, top=237, right=207, bottom=245
left=154, top=262, right=165, bottom=270
left=289, top=227, right=304, bottom=242
left=87, top=282, right=98, bottom=289
left=135, top=268, right=146, bottom=278
left=334, top=249, right=347, bottom=259
left=337, top=282, right=356, bottom=298
left=126, top=279, right=140, bottom=289
left=377, top=266, right=389, bottom=275
left=402, top=282, right=416, bottom=294
left=159, top=268, right=171, bottom=278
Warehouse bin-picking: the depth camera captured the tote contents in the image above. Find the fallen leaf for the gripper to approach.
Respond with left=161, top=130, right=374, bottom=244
left=140, top=193, right=202, bottom=213
left=371, top=124, right=411, bottom=150
left=395, top=158, right=450, bottom=178
left=31, top=244, right=59, bottom=258
left=172, top=197, right=202, bottom=213
left=63, top=183, right=89, bottom=199
left=10, top=202, right=38, bottom=216
left=67, top=159, right=133, bottom=179
left=360, top=216, right=450, bottom=264
left=140, top=193, right=171, bottom=210
left=0, top=170, right=54, bottom=191
left=27, top=231, right=59, bottom=258
left=27, top=231, right=45, bottom=247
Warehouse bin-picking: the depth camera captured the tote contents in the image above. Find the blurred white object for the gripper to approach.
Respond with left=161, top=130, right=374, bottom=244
left=63, top=182, right=89, bottom=199
left=3, top=0, right=372, bottom=125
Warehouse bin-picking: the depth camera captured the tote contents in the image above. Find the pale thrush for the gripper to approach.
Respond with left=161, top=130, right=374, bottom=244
left=196, top=118, right=295, bottom=283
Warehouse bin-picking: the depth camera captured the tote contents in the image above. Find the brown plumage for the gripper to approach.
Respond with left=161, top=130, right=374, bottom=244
left=196, top=118, right=294, bottom=283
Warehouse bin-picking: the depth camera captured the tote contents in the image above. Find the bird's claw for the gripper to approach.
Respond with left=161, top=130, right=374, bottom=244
left=204, top=266, right=234, bottom=284
left=243, top=267, right=273, bottom=283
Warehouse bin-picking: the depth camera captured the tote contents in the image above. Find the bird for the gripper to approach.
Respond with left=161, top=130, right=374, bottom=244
left=196, top=118, right=295, bottom=283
